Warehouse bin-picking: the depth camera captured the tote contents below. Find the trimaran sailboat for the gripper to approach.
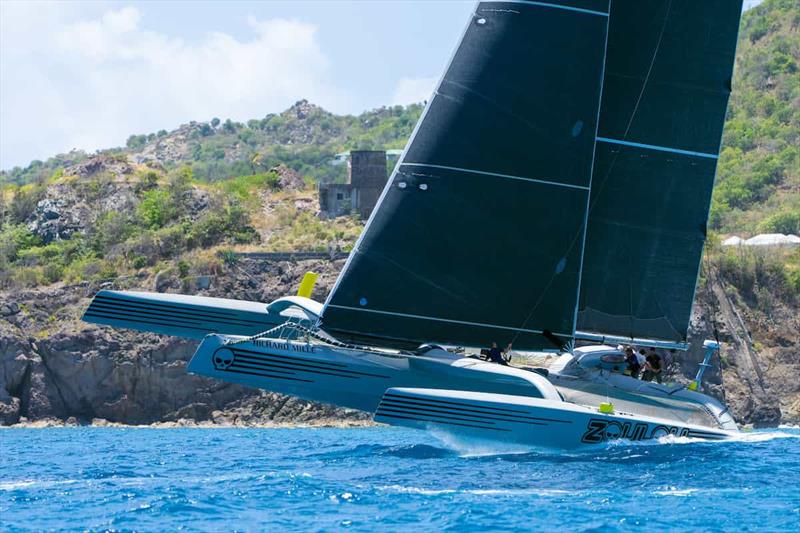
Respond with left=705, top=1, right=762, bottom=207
left=83, top=0, right=745, bottom=448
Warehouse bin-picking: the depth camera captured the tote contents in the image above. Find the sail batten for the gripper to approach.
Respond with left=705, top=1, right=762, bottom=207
left=399, top=163, right=592, bottom=191
left=327, top=304, right=571, bottom=338
left=483, top=0, right=609, bottom=17
left=595, top=137, right=719, bottom=160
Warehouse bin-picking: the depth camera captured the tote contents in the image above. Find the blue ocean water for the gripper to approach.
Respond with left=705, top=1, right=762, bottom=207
left=1, top=427, right=798, bottom=532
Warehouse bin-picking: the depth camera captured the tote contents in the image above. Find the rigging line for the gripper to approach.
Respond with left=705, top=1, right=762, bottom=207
left=587, top=0, right=673, bottom=216
left=701, top=244, right=724, bottom=384
left=622, top=0, right=671, bottom=139
left=702, top=244, right=721, bottom=345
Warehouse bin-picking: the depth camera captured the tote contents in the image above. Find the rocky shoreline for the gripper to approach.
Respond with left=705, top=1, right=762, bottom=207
left=1, top=257, right=797, bottom=428
left=4, top=418, right=375, bottom=429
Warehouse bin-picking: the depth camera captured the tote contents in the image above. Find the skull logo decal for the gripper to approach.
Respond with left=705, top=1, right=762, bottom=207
left=212, top=348, right=235, bottom=371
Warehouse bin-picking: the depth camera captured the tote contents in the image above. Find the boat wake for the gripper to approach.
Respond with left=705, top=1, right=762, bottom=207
left=422, top=427, right=800, bottom=458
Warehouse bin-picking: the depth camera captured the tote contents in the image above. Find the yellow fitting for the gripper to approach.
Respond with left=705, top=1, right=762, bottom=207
left=599, top=402, right=614, bottom=414
left=688, top=381, right=698, bottom=391
left=297, top=272, right=318, bottom=298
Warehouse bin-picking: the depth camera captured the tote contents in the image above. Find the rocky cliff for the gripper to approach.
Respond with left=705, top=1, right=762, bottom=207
left=0, top=258, right=370, bottom=426
left=1, top=252, right=797, bottom=427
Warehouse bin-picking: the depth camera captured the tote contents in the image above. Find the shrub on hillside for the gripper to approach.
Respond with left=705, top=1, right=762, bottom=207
left=63, top=256, right=117, bottom=283
left=90, top=211, right=136, bottom=253
left=716, top=247, right=798, bottom=308
left=137, top=189, right=177, bottom=229
left=0, top=224, right=41, bottom=263
left=220, top=172, right=281, bottom=206
left=7, top=184, right=44, bottom=225
left=188, top=201, right=258, bottom=247
left=757, top=210, right=800, bottom=235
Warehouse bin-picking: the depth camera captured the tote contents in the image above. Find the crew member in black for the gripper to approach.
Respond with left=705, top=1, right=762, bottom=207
left=641, top=349, right=663, bottom=383
left=624, top=346, right=641, bottom=378
left=486, top=342, right=512, bottom=365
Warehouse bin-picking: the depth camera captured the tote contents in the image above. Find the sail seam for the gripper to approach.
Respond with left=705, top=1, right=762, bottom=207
left=327, top=304, right=571, bottom=338
left=596, top=137, right=718, bottom=159
left=400, top=163, right=590, bottom=191
left=482, top=0, right=608, bottom=17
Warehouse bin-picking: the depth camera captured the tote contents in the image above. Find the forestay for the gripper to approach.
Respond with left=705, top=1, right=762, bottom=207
left=321, top=0, right=611, bottom=350
left=576, top=0, right=743, bottom=345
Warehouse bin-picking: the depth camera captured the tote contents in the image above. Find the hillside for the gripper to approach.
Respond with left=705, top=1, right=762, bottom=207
left=1, top=100, right=423, bottom=186
left=712, top=0, right=799, bottom=235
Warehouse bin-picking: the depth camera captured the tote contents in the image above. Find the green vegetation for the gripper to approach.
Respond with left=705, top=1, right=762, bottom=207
left=703, top=230, right=800, bottom=310
left=711, top=0, right=799, bottom=235
left=0, top=165, right=260, bottom=289
left=217, top=171, right=281, bottom=208
left=263, top=205, right=362, bottom=252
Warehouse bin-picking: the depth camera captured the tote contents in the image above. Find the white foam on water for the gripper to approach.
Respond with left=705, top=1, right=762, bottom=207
left=377, top=485, right=572, bottom=497
left=0, top=479, right=80, bottom=491
left=427, top=428, right=541, bottom=457
left=0, top=480, right=37, bottom=490
left=653, top=487, right=700, bottom=497
left=607, top=428, right=800, bottom=448
left=392, top=425, right=799, bottom=457
left=727, top=430, right=800, bottom=443
left=467, top=488, right=571, bottom=496
left=378, top=485, right=456, bottom=495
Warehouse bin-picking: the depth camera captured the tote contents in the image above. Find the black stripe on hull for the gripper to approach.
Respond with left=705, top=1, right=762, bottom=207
left=93, top=295, right=250, bottom=320
left=88, top=298, right=272, bottom=328
left=84, top=311, right=205, bottom=330
left=383, top=393, right=571, bottom=424
left=232, top=347, right=348, bottom=368
left=686, top=431, right=728, bottom=440
left=378, top=399, right=547, bottom=426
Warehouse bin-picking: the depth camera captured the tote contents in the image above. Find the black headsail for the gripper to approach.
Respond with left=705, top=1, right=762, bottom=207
left=575, top=0, right=743, bottom=347
left=320, top=0, right=611, bottom=350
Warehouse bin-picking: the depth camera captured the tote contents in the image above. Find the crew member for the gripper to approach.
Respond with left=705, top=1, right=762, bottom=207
left=641, top=349, right=663, bottom=383
left=624, top=346, right=641, bottom=378
left=486, top=342, right=512, bottom=365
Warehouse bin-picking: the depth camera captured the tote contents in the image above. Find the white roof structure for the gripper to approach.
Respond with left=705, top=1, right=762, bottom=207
left=722, top=236, right=744, bottom=246
left=743, top=233, right=800, bottom=247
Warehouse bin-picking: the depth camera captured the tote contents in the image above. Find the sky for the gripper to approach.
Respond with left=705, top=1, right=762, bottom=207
left=0, top=0, right=764, bottom=170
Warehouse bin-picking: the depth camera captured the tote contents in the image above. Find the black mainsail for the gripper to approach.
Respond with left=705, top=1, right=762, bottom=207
left=320, top=0, right=742, bottom=351
left=575, top=0, right=743, bottom=346
left=321, top=0, right=611, bottom=350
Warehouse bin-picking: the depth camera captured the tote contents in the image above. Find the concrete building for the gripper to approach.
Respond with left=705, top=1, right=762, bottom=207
left=319, top=150, right=388, bottom=219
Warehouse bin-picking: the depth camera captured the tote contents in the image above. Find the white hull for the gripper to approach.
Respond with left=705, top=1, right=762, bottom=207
left=188, top=334, right=736, bottom=449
